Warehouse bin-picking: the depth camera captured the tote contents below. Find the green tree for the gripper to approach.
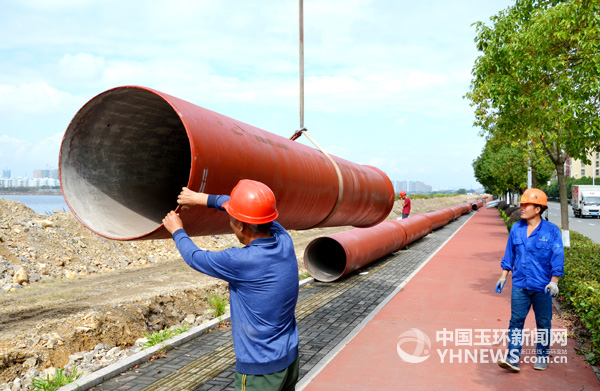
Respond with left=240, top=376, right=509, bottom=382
left=473, top=137, right=554, bottom=195
left=466, top=0, right=600, bottom=240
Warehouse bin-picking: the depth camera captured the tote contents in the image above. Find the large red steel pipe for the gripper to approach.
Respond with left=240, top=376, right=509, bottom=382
left=448, top=205, right=463, bottom=220
left=423, top=209, right=451, bottom=230
left=59, top=86, right=394, bottom=240
left=460, top=203, right=472, bottom=215
left=303, top=221, right=407, bottom=282
left=396, top=214, right=433, bottom=244
left=439, top=207, right=456, bottom=221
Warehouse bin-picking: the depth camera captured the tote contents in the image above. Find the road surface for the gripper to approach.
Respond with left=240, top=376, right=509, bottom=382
left=547, top=201, right=600, bottom=244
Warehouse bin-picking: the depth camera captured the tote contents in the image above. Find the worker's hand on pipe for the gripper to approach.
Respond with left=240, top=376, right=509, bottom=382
left=545, top=282, right=559, bottom=297
left=163, top=211, right=184, bottom=234
left=495, top=276, right=506, bottom=293
left=178, top=187, right=209, bottom=208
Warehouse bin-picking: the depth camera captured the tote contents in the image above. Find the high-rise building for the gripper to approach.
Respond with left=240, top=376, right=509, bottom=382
left=50, top=169, right=59, bottom=180
left=2, top=168, right=10, bottom=178
left=394, top=180, right=432, bottom=194
left=33, top=169, right=52, bottom=178
left=394, top=181, right=408, bottom=194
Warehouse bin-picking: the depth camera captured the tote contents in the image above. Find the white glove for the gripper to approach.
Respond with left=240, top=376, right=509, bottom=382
left=545, top=282, right=559, bottom=297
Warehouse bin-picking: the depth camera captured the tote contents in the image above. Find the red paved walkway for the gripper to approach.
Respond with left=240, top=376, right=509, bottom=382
left=301, top=207, right=600, bottom=391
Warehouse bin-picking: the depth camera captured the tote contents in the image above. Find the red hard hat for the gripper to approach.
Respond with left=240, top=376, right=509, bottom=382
left=520, top=188, right=548, bottom=207
left=222, top=180, right=279, bottom=224
left=399, top=191, right=406, bottom=197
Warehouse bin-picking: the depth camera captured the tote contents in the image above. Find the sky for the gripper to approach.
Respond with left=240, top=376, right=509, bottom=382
left=0, top=0, right=515, bottom=190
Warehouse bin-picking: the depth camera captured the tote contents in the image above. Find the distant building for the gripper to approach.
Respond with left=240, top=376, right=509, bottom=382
left=50, top=169, right=59, bottom=180
left=394, top=181, right=408, bottom=194
left=570, top=151, right=600, bottom=180
left=2, top=168, right=10, bottom=178
left=33, top=168, right=53, bottom=179
left=394, top=180, right=432, bottom=194
left=0, top=176, right=60, bottom=188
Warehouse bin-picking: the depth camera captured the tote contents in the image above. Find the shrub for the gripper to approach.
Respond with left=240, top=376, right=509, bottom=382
left=558, top=231, right=600, bottom=365
left=507, top=209, right=521, bottom=226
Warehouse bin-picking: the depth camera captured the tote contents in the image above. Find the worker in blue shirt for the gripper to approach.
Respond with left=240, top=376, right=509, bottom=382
left=495, top=188, right=564, bottom=373
left=162, top=180, right=299, bottom=391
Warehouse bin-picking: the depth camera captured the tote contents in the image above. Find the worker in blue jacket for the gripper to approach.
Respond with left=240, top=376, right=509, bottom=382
left=495, top=188, right=564, bottom=373
left=163, top=179, right=299, bottom=391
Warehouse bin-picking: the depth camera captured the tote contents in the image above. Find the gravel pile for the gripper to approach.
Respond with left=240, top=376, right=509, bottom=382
left=0, top=198, right=237, bottom=293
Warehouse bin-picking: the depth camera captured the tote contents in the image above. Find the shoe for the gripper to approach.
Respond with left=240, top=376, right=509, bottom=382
left=533, top=357, right=548, bottom=371
left=498, top=358, right=520, bottom=372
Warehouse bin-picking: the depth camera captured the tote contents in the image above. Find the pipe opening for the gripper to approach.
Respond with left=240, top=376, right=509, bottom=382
left=304, top=237, right=347, bottom=282
left=60, top=88, right=191, bottom=240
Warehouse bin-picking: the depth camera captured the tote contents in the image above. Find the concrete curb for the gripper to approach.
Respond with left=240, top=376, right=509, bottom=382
left=58, top=276, right=314, bottom=391
left=58, top=315, right=230, bottom=391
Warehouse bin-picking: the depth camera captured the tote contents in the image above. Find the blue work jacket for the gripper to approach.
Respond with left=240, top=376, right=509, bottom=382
left=501, top=219, right=564, bottom=292
left=172, top=195, right=299, bottom=375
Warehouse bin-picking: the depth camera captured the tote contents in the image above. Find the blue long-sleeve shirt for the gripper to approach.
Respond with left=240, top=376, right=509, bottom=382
left=500, top=219, right=564, bottom=292
left=172, top=195, right=299, bottom=375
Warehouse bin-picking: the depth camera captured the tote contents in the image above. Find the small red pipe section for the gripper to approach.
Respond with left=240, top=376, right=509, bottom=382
left=304, top=221, right=407, bottom=282
left=471, top=200, right=484, bottom=210
left=304, top=201, right=479, bottom=282
left=59, top=86, right=394, bottom=240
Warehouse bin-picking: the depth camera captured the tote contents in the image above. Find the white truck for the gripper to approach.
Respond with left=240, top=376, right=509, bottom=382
left=572, top=185, right=600, bottom=218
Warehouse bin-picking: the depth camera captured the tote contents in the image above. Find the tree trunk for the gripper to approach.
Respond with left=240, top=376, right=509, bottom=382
left=532, top=166, right=538, bottom=188
left=555, top=162, right=570, bottom=247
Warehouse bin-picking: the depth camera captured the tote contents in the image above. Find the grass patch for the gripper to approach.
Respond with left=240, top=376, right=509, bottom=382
left=208, top=293, right=228, bottom=317
left=31, top=367, right=82, bottom=391
left=299, top=271, right=311, bottom=280
left=141, top=322, right=192, bottom=350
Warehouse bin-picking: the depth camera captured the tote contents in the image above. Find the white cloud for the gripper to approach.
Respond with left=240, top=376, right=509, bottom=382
left=59, top=53, right=105, bottom=80
left=0, top=133, right=62, bottom=175
left=0, top=83, right=79, bottom=114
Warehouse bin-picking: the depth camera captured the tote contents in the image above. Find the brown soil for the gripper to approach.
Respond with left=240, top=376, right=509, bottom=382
left=0, top=194, right=483, bottom=382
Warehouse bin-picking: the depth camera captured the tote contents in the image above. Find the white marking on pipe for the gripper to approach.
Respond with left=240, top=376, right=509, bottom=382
left=199, top=169, right=208, bottom=192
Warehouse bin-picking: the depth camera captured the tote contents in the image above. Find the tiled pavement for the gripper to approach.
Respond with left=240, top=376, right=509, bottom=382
left=83, top=214, right=472, bottom=391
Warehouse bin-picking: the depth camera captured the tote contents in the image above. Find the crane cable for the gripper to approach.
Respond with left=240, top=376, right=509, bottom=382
left=290, top=0, right=344, bottom=228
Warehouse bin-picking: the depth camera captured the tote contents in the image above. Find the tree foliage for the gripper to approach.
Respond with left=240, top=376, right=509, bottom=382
left=473, top=137, right=554, bottom=194
left=466, top=0, right=600, bottom=231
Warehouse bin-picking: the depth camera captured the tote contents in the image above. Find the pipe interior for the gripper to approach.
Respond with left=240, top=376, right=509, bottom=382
left=304, top=237, right=347, bottom=282
left=60, top=88, right=191, bottom=239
